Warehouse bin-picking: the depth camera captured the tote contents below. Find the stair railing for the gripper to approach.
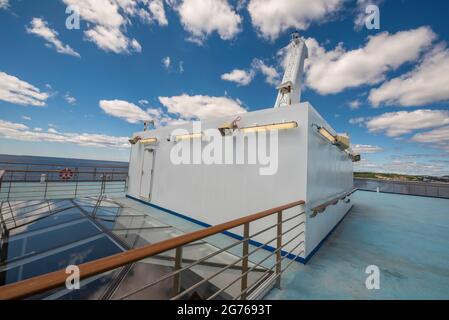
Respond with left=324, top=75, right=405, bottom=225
left=0, top=199, right=306, bottom=300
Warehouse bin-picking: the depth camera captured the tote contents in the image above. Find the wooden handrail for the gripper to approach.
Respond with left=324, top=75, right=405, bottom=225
left=0, top=200, right=304, bottom=300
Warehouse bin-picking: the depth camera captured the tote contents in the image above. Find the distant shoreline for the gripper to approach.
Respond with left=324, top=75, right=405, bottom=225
left=0, top=153, right=129, bottom=166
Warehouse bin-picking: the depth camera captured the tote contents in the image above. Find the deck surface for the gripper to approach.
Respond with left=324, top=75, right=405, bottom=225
left=266, top=191, right=449, bottom=300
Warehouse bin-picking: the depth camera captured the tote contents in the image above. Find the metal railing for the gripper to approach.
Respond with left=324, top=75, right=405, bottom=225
left=0, top=169, right=128, bottom=201
left=0, top=167, right=128, bottom=183
left=354, top=178, right=449, bottom=199
left=0, top=200, right=305, bottom=300
left=311, top=189, right=356, bottom=217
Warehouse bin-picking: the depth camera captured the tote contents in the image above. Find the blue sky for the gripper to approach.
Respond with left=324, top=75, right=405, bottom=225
left=0, top=0, right=448, bottom=175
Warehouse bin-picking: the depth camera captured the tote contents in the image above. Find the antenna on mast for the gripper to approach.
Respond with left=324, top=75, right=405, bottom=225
left=274, top=32, right=308, bottom=108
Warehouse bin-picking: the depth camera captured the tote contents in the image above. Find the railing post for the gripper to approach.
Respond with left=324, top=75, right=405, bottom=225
left=74, top=168, right=79, bottom=199
left=275, top=211, right=283, bottom=289
left=24, top=165, right=29, bottom=182
left=43, top=180, right=48, bottom=200
left=7, top=172, right=12, bottom=202
left=173, top=246, right=183, bottom=297
left=241, top=222, right=250, bottom=300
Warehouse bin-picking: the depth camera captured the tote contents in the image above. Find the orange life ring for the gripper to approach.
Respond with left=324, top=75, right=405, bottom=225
left=59, top=168, right=74, bottom=181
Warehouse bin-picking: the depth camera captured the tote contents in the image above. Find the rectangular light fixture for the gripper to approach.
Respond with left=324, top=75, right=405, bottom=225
left=240, top=121, right=298, bottom=133
left=317, top=127, right=337, bottom=144
left=174, top=132, right=202, bottom=142
left=140, top=137, right=158, bottom=145
left=335, top=134, right=350, bottom=151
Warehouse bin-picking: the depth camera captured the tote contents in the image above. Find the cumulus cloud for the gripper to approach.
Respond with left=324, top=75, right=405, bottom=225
left=349, top=117, right=368, bottom=127
left=221, top=59, right=280, bottom=87
left=252, top=59, right=280, bottom=86
left=221, top=69, right=254, bottom=86
left=0, top=71, right=50, bottom=107
left=248, top=0, right=344, bottom=41
left=169, top=0, right=242, bottom=44
left=354, top=158, right=449, bottom=176
left=162, top=56, right=171, bottom=69
left=64, top=93, right=77, bottom=105
left=0, top=0, right=9, bottom=9
left=304, top=27, right=436, bottom=95
left=61, top=0, right=168, bottom=54
left=159, top=94, right=246, bottom=120
left=369, top=44, right=449, bottom=107
left=412, top=126, right=449, bottom=152
left=351, top=144, right=383, bottom=154
left=365, top=109, right=449, bottom=137
left=140, top=0, right=168, bottom=26
left=99, top=99, right=152, bottom=123
left=348, top=100, right=361, bottom=110
left=26, top=18, right=80, bottom=58
left=0, top=119, right=130, bottom=149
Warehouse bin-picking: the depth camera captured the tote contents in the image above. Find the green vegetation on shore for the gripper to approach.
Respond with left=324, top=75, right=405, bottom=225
left=354, top=172, right=448, bottom=183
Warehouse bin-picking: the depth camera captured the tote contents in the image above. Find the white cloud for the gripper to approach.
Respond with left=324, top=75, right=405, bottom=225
left=0, top=0, right=9, bottom=9
left=162, top=56, right=171, bottom=69
left=137, top=0, right=169, bottom=26
left=349, top=117, right=367, bottom=126
left=221, top=69, right=254, bottom=86
left=221, top=59, right=280, bottom=87
left=61, top=0, right=167, bottom=54
left=348, top=100, right=361, bottom=110
left=412, top=126, right=449, bottom=152
left=369, top=44, right=449, bottom=107
left=247, top=0, right=344, bottom=41
left=64, top=93, right=77, bottom=105
left=0, top=71, right=49, bottom=107
left=304, top=27, right=436, bottom=94
left=365, top=109, right=449, bottom=137
left=351, top=144, right=383, bottom=154
left=99, top=99, right=152, bottom=123
left=138, top=99, right=149, bottom=105
left=26, top=18, right=81, bottom=58
left=21, top=116, right=32, bottom=121
left=147, top=0, right=168, bottom=26
left=0, top=119, right=130, bottom=149
left=159, top=94, right=246, bottom=120
left=170, top=0, right=242, bottom=44
left=161, top=56, right=184, bottom=73
left=354, top=158, right=449, bottom=176
left=252, top=59, right=280, bottom=86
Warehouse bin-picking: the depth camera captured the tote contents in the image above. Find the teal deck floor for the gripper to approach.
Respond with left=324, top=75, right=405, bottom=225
left=266, top=191, right=449, bottom=300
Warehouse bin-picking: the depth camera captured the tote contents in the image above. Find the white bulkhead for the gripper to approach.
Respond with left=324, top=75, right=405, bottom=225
left=127, top=35, right=354, bottom=262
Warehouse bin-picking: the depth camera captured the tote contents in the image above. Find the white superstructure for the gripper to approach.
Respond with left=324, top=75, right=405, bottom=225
left=127, top=34, right=356, bottom=262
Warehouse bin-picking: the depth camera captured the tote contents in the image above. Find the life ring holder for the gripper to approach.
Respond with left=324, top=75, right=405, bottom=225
left=59, top=168, right=74, bottom=181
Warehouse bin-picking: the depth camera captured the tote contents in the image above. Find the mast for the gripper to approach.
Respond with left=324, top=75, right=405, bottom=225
left=274, top=32, right=309, bottom=108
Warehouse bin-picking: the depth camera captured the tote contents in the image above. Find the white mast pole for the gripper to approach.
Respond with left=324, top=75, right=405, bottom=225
left=274, top=32, right=309, bottom=108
